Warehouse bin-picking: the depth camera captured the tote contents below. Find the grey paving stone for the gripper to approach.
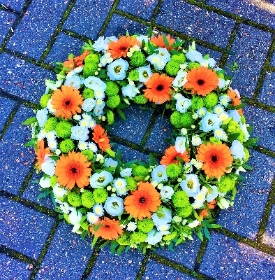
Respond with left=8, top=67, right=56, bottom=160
left=0, top=196, right=55, bottom=259
left=0, top=0, right=25, bottom=11
left=88, top=246, right=144, bottom=280
left=258, top=72, right=275, bottom=106
left=155, top=237, right=201, bottom=270
left=0, top=10, right=16, bottom=45
left=114, top=143, right=149, bottom=163
left=145, top=114, right=172, bottom=154
left=45, top=32, right=84, bottom=66
left=35, top=222, right=93, bottom=280
left=64, top=0, right=114, bottom=39
left=117, top=0, right=158, bottom=20
left=243, top=105, right=275, bottom=152
left=109, top=104, right=154, bottom=145
left=206, top=0, right=275, bottom=29
left=0, top=253, right=32, bottom=280
left=199, top=232, right=275, bottom=279
left=0, top=105, right=35, bottom=195
left=224, top=24, right=272, bottom=98
left=0, top=52, right=54, bottom=103
left=22, top=171, right=55, bottom=210
left=142, top=259, right=196, bottom=280
left=217, top=150, right=275, bottom=239
left=0, top=95, right=16, bottom=132
left=155, top=0, right=235, bottom=48
left=262, top=205, right=275, bottom=248
left=6, top=0, right=69, bottom=60
left=104, top=14, right=148, bottom=37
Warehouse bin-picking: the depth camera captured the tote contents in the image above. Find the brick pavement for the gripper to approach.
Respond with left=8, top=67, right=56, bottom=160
left=0, top=0, right=275, bottom=279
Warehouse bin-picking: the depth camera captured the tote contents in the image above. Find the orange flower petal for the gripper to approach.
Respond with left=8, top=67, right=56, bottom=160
left=92, top=125, right=111, bottom=151
left=150, top=34, right=175, bottom=50
left=160, top=146, right=190, bottom=166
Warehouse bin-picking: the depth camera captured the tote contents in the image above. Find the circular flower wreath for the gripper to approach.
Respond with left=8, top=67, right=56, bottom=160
left=25, top=32, right=256, bottom=253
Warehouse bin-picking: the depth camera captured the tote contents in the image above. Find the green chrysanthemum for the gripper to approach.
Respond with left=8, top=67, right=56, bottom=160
left=81, top=149, right=94, bottom=161
left=59, top=139, right=75, bottom=153
left=130, top=51, right=146, bottom=67
left=117, top=233, right=130, bottom=245
left=137, top=218, right=154, bottom=233
left=40, top=93, right=51, bottom=108
left=81, top=190, right=95, bottom=209
left=204, top=92, right=218, bottom=109
left=217, top=175, right=236, bottom=193
left=132, top=165, right=149, bottom=181
left=85, top=53, right=100, bottom=64
left=125, top=176, right=138, bottom=191
left=191, top=95, right=204, bottom=111
left=170, top=111, right=194, bottom=129
left=44, top=117, right=58, bottom=132
left=105, top=81, right=119, bottom=96
left=172, top=190, right=189, bottom=208
left=93, top=188, right=108, bottom=203
left=67, top=192, right=82, bottom=207
left=171, top=53, right=186, bottom=64
left=106, top=110, right=115, bottom=125
left=83, top=62, right=98, bottom=77
left=55, top=121, right=72, bottom=138
left=82, top=88, right=95, bottom=99
left=50, top=175, right=58, bottom=187
left=176, top=204, right=193, bottom=218
left=209, top=137, right=222, bottom=145
left=130, top=231, right=147, bottom=244
left=187, top=61, right=200, bottom=70
left=132, top=95, right=148, bottom=104
left=165, top=60, right=180, bottom=76
left=166, top=163, right=182, bottom=179
left=128, top=69, right=139, bottom=81
left=107, top=95, right=120, bottom=109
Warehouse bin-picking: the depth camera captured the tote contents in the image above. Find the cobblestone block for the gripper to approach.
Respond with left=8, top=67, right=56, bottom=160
left=199, top=232, right=275, bottom=279
left=22, top=171, right=54, bottom=210
left=224, top=24, right=272, bottom=98
left=0, top=196, right=55, bottom=259
left=258, top=72, right=275, bottom=106
left=6, top=0, right=69, bottom=59
left=35, top=222, right=93, bottom=279
left=0, top=106, right=35, bottom=195
left=104, top=14, right=148, bottom=37
left=206, top=0, right=275, bottom=29
left=142, top=259, right=196, bottom=280
left=0, top=253, right=32, bottom=280
left=0, top=95, right=16, bottom=132
left=0, top=52, right=54, bottom=103
left=109, top=104, right=154, bottom=145
left=155, top=237, right=201, bottom=270
left=45, top=32, right=84, bottom=66
left=217, top=150, right=275, bottom=239
left=114, top=143, right=149, bottom=163
left=117, top=0, right=158, bottom=20
left=88, top=246, right=144, bottom=280
left=156, top=0, right=235, bottom=48
left=244, top=105, right=275, bottom=152
left=0, top=0, right=25, bottom=11
left=145, top=114, right=172, bottom=154
left=64, top=0, right=114, bottom=39
left=0, top=10, right=16, bottom=45
left=262, top=205, right=275, bottom=248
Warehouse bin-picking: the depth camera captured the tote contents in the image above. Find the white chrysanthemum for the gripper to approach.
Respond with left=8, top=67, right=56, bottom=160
left=191, top=135, right=202, bottom=146
left=37, top=129, right=47, bottom=141
left=219, top=112, right=229, bottom=122
left=48, top=140, right=57, bottom=151
left=78, top=141, right=88, bottom=151
left=127, top=222, right=137, bottom=232
left=94, top=89, right=105, bottom=100
left=93, top=204, right=104, bottom=216
left=87, top=212, right=99, bottom=224
left=82, top=98, right=96, bottom=112
left=47, top=99, right=56, bottom=114
left=53, top=184, right=67, bottom=199
left=213, top=105, right=224, bottom=115
left=88, top=142, right=98, bottom=152
left=39, top=177, right=51, bottom=188
left=192, top=191, right=206, bottom=209
left=175, top=136, right=187, bottom=153
left=188, top=220, right=200, bottom=228
left=190, top=159, right=203, bottom=169
left=214, top=128, right=227, bottom=141
left=46, top=131, right=56, bottom=141
left=183, top=162, right=193, bottom=173
left=181, top=128, right=188, bottom=135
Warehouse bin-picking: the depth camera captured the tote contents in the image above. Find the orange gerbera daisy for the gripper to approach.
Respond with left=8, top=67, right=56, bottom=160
left=74, top=50, right=90, bottom=67
left=184, top=66, right=219, bottom=96
left=92, top=125, right=111, bottom=151
left=197, top=143, right=233, bottom=178
left=55, top=151, right=91, bottom=190
left=63, top=57, right=75, bottom=71
left=108, top=36, right=140, bottom=59
left=228, top=88, right=243, bottom=115
left=150, top=34, right=175, bottom=50
left=90, top=217, right=123, bottom=240
left=160, top=145, right=190, bottom=166
left=124, top=182, right=161, bottom=220
left=143, top=73, right=174, bottom=104
left=199, top=200, right=216, bottom=219
left=35, top=140, right=51, bottom=170
left=51, top=85, right=83, bottom=119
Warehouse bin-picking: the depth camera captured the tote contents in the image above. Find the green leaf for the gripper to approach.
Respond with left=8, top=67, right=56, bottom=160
left=37, top=190, right=51, bottom=200
left=242, top=163, right=253, bottom=170
left=206, top=223, right=221, bottom=229
left=162, top=34, right=169, bottom=47
left=203, top=226, right=210, bottom=239
left=24, top=138, right=37, bottom=147
left=149, top=153, right=157, bottom=166
left=22, top=117, right=37, bottom=125
left=91, top=236, right=98, bottom=248
left=196, top=229, right=204, bottom=241
left=117, top=109, right=126, bottom=121
left=110, top=240, right=118, bottom=254
left=147, top=26, right=153, bottom=38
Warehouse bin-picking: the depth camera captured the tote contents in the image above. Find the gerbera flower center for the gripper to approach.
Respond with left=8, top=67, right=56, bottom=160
left=71, top=167, right=78, bottom=174
left=197, top=79, right=205, bottom=85
left=119, top=46, right=127, bottom=51
left=64, top=99, right=71, bottom=107
left=156, top=84, right=164, bottom=91
left=139, top=197, right=146, bottom=204
left=211, top=155, right=218, bottom=162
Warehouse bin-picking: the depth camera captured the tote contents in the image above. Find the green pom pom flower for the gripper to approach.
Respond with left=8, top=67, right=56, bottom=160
left=82, top=88, right=95, bottom=99
left=130, top=51, right=146, bottom=67
left=117, top=233, right=130, bottom=245
left=191, top=96, right=204, bottom=111
left=81, top=150, right=94, bottom=161
left=176, top=204, right=193, bottom=218
left=106, top=110, right=115, bottom=125
left=59, top=139, right=75, bottom=153
left=128, top=69, right=139, bottom=81
left=132, top=165, right=149, bottom=181
left=204, top=92, right=218, bottom=109
left=217, top=175, right=236, bottom=193
left=55, top=121, right=72, bottom=138
left=125, top=176, right=138, bottom=191
left=171, top=53, right=186, bottom=64
left=50, top=175, right=58, bottom=187
left=40, top=94, right=51, bottom=108
left=170, top=111, right=194, bottom=129
left=107, top=95, right=120, bottom=109
left=132, top=95, right=148, bottom=104
left=81, top=191, right=95, bottom=209
left=130, top=232, right=147, bottom=243
left=44, top=117, right=58, bottom=132
left=165, top=61, right=180, bottom=76
left=83, top=62, right=98, bottom=77
left=172, top=191, right=189, bottom=207
left=85, top=53, right=100, bottom=64
left=187, top=62, right=200, bottom=70
left=106, top=81, right=119, bottom=96
left=137, top=218, right=154, bottom=233
left=93, top=188, right=108, bottom=203
left=67, top=192, right=82, bottom=207
left=166, top=163, right=182, bottom=179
